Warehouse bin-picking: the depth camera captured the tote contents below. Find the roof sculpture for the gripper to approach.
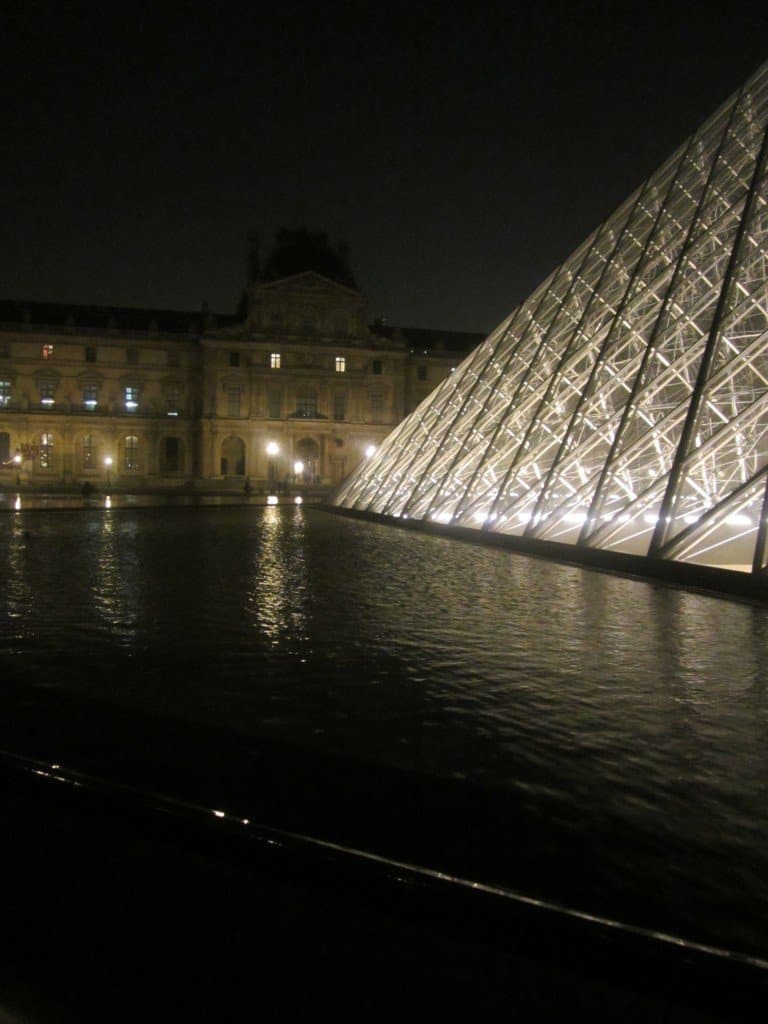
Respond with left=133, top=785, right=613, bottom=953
left=333, top=61, right=768, bottom=573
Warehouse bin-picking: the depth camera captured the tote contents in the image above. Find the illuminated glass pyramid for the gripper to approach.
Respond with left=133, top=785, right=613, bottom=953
left=335, top=62, right=768, bottom=572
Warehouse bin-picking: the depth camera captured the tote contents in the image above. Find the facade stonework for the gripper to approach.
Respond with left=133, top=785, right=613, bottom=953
left=0, top=232, right=482, bottom=492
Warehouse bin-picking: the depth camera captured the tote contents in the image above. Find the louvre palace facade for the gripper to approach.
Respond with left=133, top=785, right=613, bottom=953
left=0, top=229, right=481, bottom=493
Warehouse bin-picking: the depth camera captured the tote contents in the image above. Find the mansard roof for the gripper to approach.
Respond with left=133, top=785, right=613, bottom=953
left=0, top=297, right=482, bottom=361
left=0, top=300, right=238, bottom=336
left=372, top=323, right=486, bottom=355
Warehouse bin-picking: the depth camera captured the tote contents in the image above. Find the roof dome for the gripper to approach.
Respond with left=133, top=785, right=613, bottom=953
left=262, top=228, right=356, bottom=289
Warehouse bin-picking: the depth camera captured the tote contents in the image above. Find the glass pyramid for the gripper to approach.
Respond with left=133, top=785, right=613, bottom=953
left=335, top=61, right=768, bottom=573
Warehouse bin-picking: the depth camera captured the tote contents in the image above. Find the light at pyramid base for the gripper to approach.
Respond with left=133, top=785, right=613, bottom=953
left=418, top=505, right=757, bottom=571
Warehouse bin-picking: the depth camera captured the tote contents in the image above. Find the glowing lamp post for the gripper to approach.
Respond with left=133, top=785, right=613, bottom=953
left=104, top=455, right=113, bottom=488
left=266, top=441, right=280, bottom=484
left=13, top=453, right=21, bottom=486
left=293, top=459, right=304, bottom=484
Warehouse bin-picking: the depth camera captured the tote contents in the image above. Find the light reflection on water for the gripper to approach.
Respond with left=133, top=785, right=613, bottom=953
left=90, top=511, right=145, bottom=647
left=248, top=505, right=309, bottom=651
left=2, top=504, right=768, bottom=955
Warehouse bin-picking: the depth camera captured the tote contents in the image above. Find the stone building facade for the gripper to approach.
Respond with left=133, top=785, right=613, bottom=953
left=0, top=230, right=483, bottom=492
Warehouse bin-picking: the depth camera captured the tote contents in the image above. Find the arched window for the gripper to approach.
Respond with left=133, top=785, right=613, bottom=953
left=39, top=433, right=54, bottom=470
left=80, top=433, right=98, bottom=471
left=124, top=435, right=139, bottom=470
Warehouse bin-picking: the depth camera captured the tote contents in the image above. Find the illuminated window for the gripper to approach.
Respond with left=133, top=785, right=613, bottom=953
left=333, top=392, right=346, bottom=421
left=42, top=344, right=54, bottom=360
left=39, top=433, right=54, bottom=469
left=227, top=387, right=241, bottom=417
left=85, top=346, right=97, bottom=363
left=83, top=384, right=98, bottom=410
left=335, top=356, right=346, bottom=373
left=124, top=386, right=139, bottom=411
left=81, top=433, right=97, bottom=470
left=229, top=351, right=240, bottom=367
left=0, top=380, right=11, bottom=406
left=40, top=381, right=56, bottom=406
left=124, top=435, right=139, bottom=470
left=270, top=352, right=281, bottom=369
left=126, top=348, right=139, bottom=365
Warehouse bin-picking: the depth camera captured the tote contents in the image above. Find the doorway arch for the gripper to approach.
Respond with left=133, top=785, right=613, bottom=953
left=295, top=437, right=320, bottom=483
left=221, top=435, right=245, bottom=476
left=161, top=436, right=184, bottom=474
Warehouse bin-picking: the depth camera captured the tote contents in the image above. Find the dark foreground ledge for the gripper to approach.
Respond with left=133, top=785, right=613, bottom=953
left=323, top=504, right=768, bottom=604
left=1, top=692, right=767, bottom=1021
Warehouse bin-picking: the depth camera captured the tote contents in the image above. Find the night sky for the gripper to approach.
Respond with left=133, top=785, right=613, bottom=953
left=2, top=3, right=766, bottom=332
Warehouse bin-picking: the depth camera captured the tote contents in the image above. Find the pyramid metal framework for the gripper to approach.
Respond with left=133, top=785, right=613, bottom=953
left=334, top=62, right=768, bottom=573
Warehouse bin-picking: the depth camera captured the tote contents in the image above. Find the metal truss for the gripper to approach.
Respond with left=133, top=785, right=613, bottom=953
left=335, top=62, right=768, bottom=573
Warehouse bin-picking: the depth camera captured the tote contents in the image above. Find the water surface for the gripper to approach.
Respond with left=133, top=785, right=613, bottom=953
left=2, top=503, right=767, bottom=957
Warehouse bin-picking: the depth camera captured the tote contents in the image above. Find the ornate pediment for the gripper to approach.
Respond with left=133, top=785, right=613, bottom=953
left=247, top=271, right=369, bottom=338
left=254, top=271, right=362, bottom=301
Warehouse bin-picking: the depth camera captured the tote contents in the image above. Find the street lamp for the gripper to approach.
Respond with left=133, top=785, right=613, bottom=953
left=13, top=453, right=21, bottom=486
left=293, top=459, right=304, bottom=483
left=365, top=444, right=377, bottom=458
left=104, top=455, right=113, bottom=488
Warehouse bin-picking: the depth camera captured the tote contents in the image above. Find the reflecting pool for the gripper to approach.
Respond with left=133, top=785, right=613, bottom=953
left=1, top=502, right=767, bottom=959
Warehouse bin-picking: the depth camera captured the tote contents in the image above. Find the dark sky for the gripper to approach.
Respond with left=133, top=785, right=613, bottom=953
left=2, top=2, right=766, bottom=332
